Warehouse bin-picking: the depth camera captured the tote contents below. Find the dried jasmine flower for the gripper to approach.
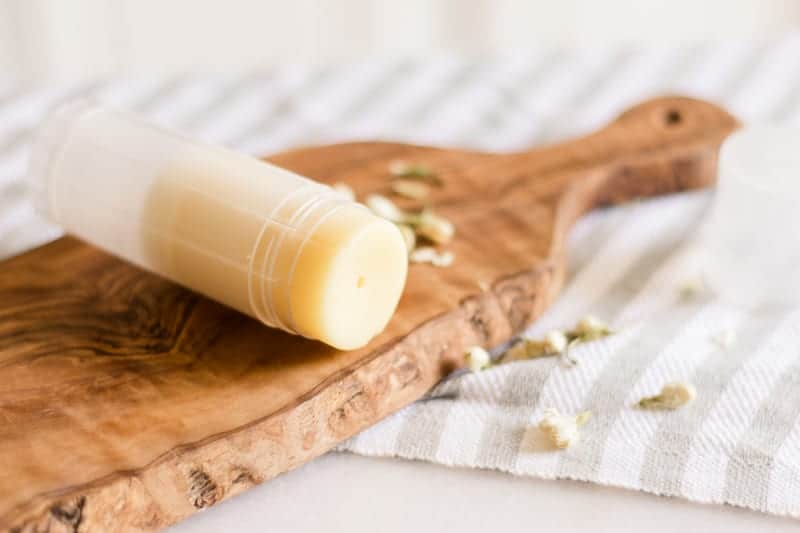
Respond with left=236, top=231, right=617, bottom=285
left=505, top=338, right=552, bottom=361
left=501, top=316, right=614, bottom=366
left=538, top=408, right=591, bottom=449
left=409, top=246, right=454, bottom=267
left=366, top=196, right=455, bottom=247
left=391, top=179, right=430, bottom=200
left=502, top=331, right=567, bottom=362
left=396, top=224, right=417, bottom=254
left=414, top=209, right=455, bottom=245
left=388, top=160, right=442, bottom=185
left=503, top=339, right=545, bottom=361
left=464, top=346, right=491, bottom=372
left=638, top=382, right=696, bottom=410
left=568, top=315, right=613, bottom=342
left=562, top=337, right=581, bottom=366
left=430, top=250, right=454, bottom=267
left=544, top=330, right=568, bottom=355
left=366, top=194, right=407, bottom=223
left=331, top=182, right=356, bottom=201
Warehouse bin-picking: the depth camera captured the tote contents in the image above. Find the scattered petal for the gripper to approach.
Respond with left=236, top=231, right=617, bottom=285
left=414, top=210, right=455, bottom=245
left=503, top=339, right=547, bottom=361
left=396, top=224, right=417, bottom=254
left=391, top=179, right=430, bottom=200
left=388, top=160, right=440, bottom=185
left=366, top=194, right=407, bottom=222
left=538, top=408, right=591, bottom=449
left=409, top=246, right=454, bottom=267
left=500, top=316, right=614, bottom=366
left=544, top=330, right=568, bottom=355
left=430, top=250, right=454, bottom=267
left=464, top=346, right=491, bottom=372
left=638, top=382, right=696, bottom=410
left=562, top=337, right=581, bottom=366
left=569, top=315, right=613, bottom=341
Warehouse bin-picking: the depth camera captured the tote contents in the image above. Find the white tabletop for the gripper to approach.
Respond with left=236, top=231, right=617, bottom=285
left=170, top=453, right=797, bottom=532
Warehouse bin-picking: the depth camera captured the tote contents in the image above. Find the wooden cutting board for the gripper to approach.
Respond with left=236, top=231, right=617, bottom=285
left=0, top=96, right=738, bottom=532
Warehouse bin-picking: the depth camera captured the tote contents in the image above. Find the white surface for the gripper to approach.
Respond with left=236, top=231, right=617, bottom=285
left=2, top=0, right=800, bottom=81
left=170, top=452, right=798, bottom=533
left=701, top=126, right=800, bottom=304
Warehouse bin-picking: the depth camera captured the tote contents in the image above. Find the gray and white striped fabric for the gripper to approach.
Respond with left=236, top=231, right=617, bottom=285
left=3, top=34, right=800, bottom=518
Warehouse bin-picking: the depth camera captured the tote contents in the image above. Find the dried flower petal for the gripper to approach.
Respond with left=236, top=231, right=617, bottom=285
left=388, top=159, right=440, bottom=183
left=331, top=182, right=356, bottom=201
left=562, top=337, right=581, bottom=366
left=391, top=179, right=430, bottom=200
left=569, top=315, right=613, bottom=341
left=396, top=224, right=416, bottom=254
left=544, top=330, right=568, bottom=354
left=409, top=246, right=454, bottom=267
left=503, top=339, right=546, bottom=361
left=638, top=382, right=696, bottom=410
left=538, top=408, right=591, bottom=449
left=414, top=210, right=455, bottom=245
left=365, top=194, right=407, bottom=222
left=464, top=346, right=491, bottom=372
left=500, top=317, right=614, bottom=367
left=502, top=331, right=567, bottom=363
left=431, top=251, right=454, bottom=267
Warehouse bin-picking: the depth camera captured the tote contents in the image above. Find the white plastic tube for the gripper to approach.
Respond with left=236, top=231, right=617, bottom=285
left=27, top=100, right=408, bottom=349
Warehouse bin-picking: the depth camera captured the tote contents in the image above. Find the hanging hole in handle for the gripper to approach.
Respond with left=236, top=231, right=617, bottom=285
left=664, top=109, right=683, bottom=126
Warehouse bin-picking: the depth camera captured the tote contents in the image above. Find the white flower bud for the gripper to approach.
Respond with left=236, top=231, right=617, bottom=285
left=638, top=382, right=696, bottom=409
left=538, top=408, right=591, bottom=449
left=396, top=224, right=416, bottom=254
left=409, top=246, right=454, bottom=267
left=389, top=160, right=433, bottom=178
left=572, top=315, right=612, bottom=341
left=544, top=330, right=568, bottom=354
left=464, top=346, right=491, bottom=372
left=415, top=210, right=455, bottom=245
left=503, top=339, right=538, bottom=361
left=391, top=179, right=430, bottom=200
left=366, top=194, right=407, bottom=222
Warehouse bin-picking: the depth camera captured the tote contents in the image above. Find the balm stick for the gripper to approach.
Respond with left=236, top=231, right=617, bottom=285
left=27, top=100, right=408, bottom=350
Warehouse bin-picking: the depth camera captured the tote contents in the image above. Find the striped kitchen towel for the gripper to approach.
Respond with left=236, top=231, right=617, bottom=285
left=342, top=191, right=800, bottom=518
left=2, top=34, right=800, bottom=518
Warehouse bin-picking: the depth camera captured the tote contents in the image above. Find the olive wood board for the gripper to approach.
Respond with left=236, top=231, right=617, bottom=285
left=0, top=96, right=739, bottom=531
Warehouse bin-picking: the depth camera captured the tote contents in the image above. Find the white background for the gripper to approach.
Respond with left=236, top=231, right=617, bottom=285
left=2, top=0, right=800, bottom=82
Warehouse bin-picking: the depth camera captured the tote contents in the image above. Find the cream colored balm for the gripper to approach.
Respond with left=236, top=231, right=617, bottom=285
left=27, top=100, right=408, bottom=350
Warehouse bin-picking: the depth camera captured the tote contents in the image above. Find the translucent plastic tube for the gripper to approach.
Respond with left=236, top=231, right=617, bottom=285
left=27, top=100, right=408, bottom=349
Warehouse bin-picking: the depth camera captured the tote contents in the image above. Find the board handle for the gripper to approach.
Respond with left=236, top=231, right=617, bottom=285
left=510, top=96, right=740, bottom=215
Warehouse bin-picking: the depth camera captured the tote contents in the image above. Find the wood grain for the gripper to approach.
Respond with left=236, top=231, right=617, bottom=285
left=0, top=97, right=738, bottom=532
